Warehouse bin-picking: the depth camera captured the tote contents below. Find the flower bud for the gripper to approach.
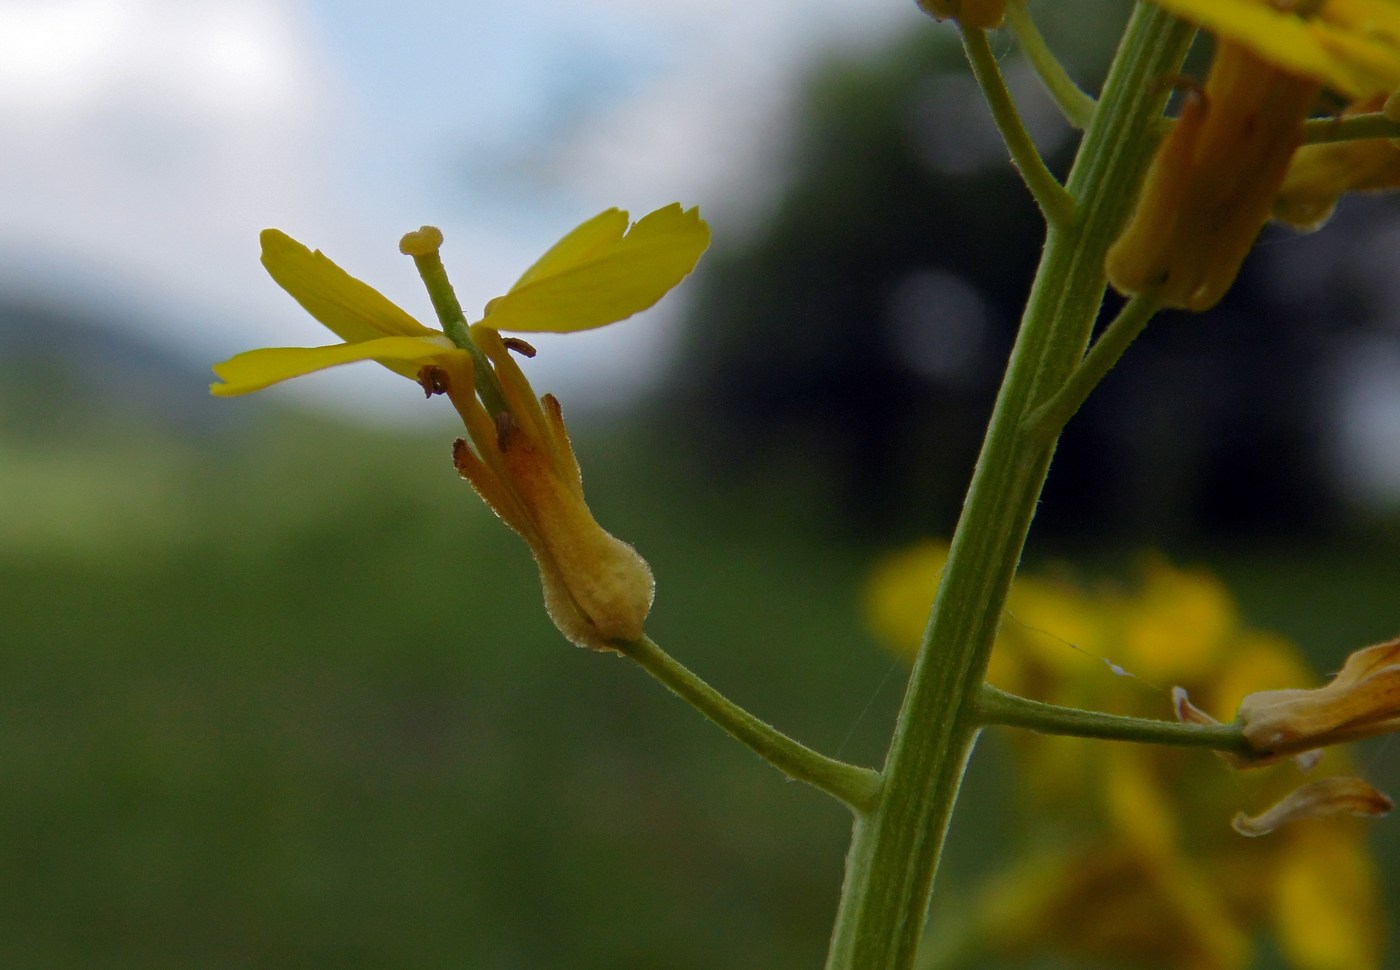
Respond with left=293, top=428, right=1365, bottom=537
left=915, top=0, right=1005, bottom=29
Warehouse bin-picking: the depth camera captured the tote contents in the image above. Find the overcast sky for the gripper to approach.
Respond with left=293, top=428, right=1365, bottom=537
left=0, top=0, right=921, bottom=418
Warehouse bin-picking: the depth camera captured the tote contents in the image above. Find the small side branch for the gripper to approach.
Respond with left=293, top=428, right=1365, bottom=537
left=1303, top=111, right=1400, bottom=144
left=976, top=684, right=1252, bottom=755
left=1005, top=0, right=1096, bottom=130
left=961, top=26, right=1076, bottom=226
left=1021, top=293, right=1160, bottom=441
left=616, top=635, right=883, bottom=814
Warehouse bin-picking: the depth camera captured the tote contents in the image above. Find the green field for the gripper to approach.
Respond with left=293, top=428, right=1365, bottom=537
left=3, top=406, right=1398, bottom=968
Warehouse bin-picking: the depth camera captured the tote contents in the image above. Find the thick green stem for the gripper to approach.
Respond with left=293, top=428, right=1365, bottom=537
left=822, top=7, right=1195, bottom=969
left=1021, top=293, right=1160, bottom=441
left=618, top=635, right=883, bottom=813
left=975, top=685, right=1251, bottom=754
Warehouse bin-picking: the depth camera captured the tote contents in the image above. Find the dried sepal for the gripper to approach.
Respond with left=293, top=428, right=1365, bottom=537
left=447, top=351, right=654, bottom=653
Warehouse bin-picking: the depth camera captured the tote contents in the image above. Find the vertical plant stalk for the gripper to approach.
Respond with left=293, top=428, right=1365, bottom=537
left=822, top=6, right=1196, bottom=969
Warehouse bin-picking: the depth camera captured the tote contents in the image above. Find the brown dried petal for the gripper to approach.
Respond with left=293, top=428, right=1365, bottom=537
left=1232, top=777, right=1393, bottom=837
left=1239, top=636, right=1400, bottom=755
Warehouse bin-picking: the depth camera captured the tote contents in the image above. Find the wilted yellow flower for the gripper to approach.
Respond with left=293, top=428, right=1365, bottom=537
left=212, top=205, right=710, bottom=650
left=864, top=547, right=1386, bottom=970
left=1108, top=0, right=1400, bottom=311
left=1240, top=635, right=1400, bottom=749
left=1106, top=44, right=1320, bottom=311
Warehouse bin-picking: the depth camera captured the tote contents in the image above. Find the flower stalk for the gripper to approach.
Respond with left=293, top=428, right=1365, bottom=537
left=975, top=684, right=1251, bottom=754
left=822, top=8, right=1196, bottom=968
left=617, top=635, right=883, bottom=812
left=960, top=27, right=1076, bottom=226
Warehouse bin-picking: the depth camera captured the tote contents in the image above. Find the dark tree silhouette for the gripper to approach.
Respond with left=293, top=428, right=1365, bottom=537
left=664, top=27, right=1399, bottom=544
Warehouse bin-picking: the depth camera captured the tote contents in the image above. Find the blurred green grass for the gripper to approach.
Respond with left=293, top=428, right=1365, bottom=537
left=2, top=408, right=1398, bottom=968
left=0, top=411, right=899, bottom=968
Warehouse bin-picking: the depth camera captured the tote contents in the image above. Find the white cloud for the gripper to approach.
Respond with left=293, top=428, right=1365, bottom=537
left=0, top=0, right=922, bottom=419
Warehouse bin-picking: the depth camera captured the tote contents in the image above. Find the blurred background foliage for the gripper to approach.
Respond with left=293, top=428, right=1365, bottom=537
left=5, top=7, right=1400, bottom=969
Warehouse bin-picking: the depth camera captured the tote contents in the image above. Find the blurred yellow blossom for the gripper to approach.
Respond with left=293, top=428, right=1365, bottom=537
left=864, top=544, right=1385, bottom=969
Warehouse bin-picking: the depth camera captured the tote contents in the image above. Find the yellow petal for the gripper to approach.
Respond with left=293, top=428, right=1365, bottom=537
left=1150, top=0, right=1400, bottom=99
left=479, top=204, right=710, bottom=334
left=210, top=335, right=461, bottom=396
left=260, top=229, right=440, bottom=343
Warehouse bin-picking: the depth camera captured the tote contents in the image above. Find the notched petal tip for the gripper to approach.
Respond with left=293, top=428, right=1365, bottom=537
left=1232, top=776, right=1393, bottom=837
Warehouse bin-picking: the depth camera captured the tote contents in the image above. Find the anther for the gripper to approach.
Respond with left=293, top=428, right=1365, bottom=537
left=494, top=411, right=515, bottom=450
left=416, top=365, right=450, bottom=397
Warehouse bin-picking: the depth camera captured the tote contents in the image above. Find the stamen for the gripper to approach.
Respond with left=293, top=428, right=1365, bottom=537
left=503, top=337, right=538, bottom=358
left=1153, top=73, right=1206, bottom=106
left=451, top=437, right=471, bottom=475
left=495, top=411, right=515, bottom=450
left=417, top=365, right=451, bottom=397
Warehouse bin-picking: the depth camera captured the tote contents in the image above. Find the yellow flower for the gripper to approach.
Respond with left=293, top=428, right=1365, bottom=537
left=1107, top=0, right=1400, bottom=311
left=864, top=548, right=1386, bottom=970
left=1151, top=0, right=1400, bottom=101
left=211, top=204, right=709, bottom=396
left=212, top=205, right=710, bottom=651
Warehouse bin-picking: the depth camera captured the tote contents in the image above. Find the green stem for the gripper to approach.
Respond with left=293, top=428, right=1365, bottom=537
left=1303, top=111, right=1400, bottom=144
left=617, top=635, right=883, bottom=813
left=822, top=7, right=1194, bottom=969
left=1004, top=0, right=1096, bottom=130
left=975, top=685, right=1250, bottom=754
left=1021, top=293, right=1160, bottom=441
left=962, top=27, right=1076, bottom=226
left=404, top=246, right=510, bottom=416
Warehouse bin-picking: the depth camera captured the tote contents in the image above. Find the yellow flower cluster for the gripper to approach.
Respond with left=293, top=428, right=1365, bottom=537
left=865, top=543, right=1384, bottom=970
